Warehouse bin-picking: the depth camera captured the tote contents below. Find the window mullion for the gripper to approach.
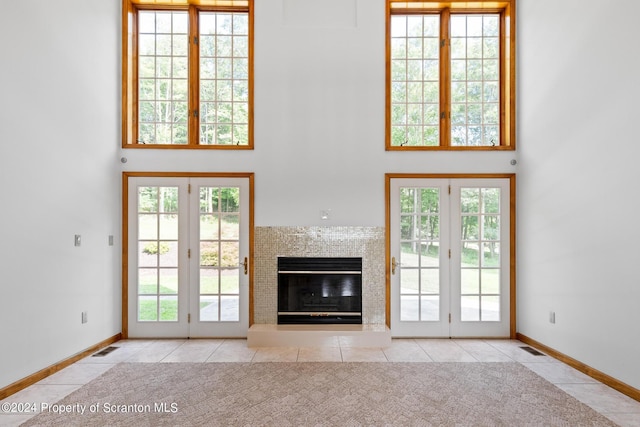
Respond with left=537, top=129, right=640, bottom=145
left=189, top=5, right=200, bottom=146
left=499, top=9, right=508, bottom=148
left=439, top=9, right=451, bottom=148
left=130, top=5, right=140, bottom=146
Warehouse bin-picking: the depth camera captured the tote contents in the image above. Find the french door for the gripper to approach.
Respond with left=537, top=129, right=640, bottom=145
left=126, top=175, right=251, bottom=338
left=389, top=177, right=512, bottom=337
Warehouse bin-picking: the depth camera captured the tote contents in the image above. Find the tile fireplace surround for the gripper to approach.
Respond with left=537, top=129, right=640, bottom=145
left=253, top=226, right=386, bottom=327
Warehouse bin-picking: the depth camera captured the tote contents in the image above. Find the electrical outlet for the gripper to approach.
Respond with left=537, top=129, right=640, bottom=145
left=74, top=235, right=81, bottom=247
left=549, top=311, right=555, bottom=324
left=82, top=311, right=88, bottom=324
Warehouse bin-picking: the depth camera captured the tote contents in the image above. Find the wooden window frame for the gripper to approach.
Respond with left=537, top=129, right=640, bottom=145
left=122, top=0, right=254, bottom=149
left=386, top=0, right=516, bottom=150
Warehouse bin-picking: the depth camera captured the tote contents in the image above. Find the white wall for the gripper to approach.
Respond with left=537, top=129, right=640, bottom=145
left=120, top=0, right=516, bottom=227
left=2, top=0, right=637, bottom=393
left=0, top=1, right=121, bottom=389
left=517, top=0, right=640, bottom=389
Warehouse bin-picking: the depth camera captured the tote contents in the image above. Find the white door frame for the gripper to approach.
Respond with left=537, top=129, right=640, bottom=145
left=386, top=173, right=515, bottom=338
left=123, top=172, right=254, bottom=339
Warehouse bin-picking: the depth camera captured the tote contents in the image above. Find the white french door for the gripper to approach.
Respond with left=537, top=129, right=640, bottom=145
left=127, top=176, right=250, bottom=338
left=390, top=177, right=511, bottom=338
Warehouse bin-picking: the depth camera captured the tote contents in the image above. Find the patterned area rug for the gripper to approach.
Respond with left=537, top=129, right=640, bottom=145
left=23, top=362, right=617, bottom=426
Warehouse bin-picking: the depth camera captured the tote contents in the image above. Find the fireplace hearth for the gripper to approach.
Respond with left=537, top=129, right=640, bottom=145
left=277, top=257, right=362, bottom=325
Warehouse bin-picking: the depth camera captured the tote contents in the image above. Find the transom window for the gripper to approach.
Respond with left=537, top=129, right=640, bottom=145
left=386, top=0, right=515, bottom=150
left=122, top=0, right=253, bottom=148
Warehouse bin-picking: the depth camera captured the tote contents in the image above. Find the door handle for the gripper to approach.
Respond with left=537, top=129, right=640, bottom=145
left=242, top=257, right=248, bottom=275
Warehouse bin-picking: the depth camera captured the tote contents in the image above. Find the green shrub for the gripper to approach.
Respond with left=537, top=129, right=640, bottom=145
left=143, top=242, right=170, bottom=255
left=201, top=249, right=218, bottom=266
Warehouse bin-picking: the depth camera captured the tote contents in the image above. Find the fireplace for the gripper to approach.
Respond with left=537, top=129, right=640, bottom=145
left=277, top=257, right=362, bottom=324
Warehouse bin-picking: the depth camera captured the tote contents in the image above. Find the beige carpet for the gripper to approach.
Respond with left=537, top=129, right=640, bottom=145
left=23, top=362, right=617, bottom=426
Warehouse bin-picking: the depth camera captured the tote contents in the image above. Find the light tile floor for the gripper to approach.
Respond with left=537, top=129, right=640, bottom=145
left=1, top=339, right=639, bottom=426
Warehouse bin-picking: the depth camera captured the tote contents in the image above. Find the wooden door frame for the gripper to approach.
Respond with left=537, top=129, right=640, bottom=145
left=122, top=172, right=255, bottom=339
left=385, top=173, right=516, bottom=338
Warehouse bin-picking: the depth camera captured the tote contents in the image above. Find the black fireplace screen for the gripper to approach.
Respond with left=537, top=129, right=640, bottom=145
left=277, top=257, right=362, bottom=324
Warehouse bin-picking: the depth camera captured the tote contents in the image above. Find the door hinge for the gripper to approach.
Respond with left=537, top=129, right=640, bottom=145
left=441, top=112, right=446, bottom=120
left=441, top=39, right=446, bottom=48
left=193, top=36, right=198, bottom=45
left=188, top=249, right=191, bottom=258
left=188, top=183, right=191, bottom=194
left=448, top=184, right=451, bottom=195
left=188, top=313, right=191, bottom=323
left=193, top=109, right=199, bottom=118
left=448, top=249, right=451, bottom=258
left=449, top=313, right=451, bottom=323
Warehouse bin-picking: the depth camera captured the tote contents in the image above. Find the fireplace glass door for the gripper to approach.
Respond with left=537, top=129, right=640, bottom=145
left=277, top=257, right=362, bottom=324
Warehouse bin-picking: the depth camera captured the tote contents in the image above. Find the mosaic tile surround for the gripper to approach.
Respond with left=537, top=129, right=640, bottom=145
left=254, top=227, right=386, bottom=325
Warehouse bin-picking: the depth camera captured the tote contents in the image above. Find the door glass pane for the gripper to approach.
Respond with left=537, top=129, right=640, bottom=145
left=159, top=296, right=178, bottom=321
left=200, top=242, right=219, bottom=267
left=482, top=242, right=500, bottom=267
left=221, top=296, right=239, bottom=321
left=158, top=241, right=178, bottom=267
left=400, top=242, right=419, bottom=267
left=222, top=269, right=240, bottom=294
left=460, top=187, right=501, bottom=322
left=199, top=186, right=241, bottom=322
left=159, top=214, right=178, bottom=239
left=481, top=296, right=500, bottom=321
left=420, top=244, right=439, bottom=268
left=138, top=214, right=157, bottom=239
left=481, top=269, right=499, bottom=294
left=461, top=188, right=479, bottom=212
left=420, top=296, right=439, bottom=321
left=139, top=242, right=159, bottom=267
left=461, top=295, right=479, bottom=321
left=461, top=269, right=479, bottom=294
left=399, top=187, right=441, bottom=322
left=200, top=269, right=219, bottom=294
left=400, top=269, right=419, bottom=294
left=421, top=268, right=439, bottom=293
left=159, top=268, right=178, bottom=294
left=137, top=186, right=179, bottom=322
left=200, top=214, right=220, bottom=240
left=482, top=215, right=499, bottom=240
left=200, top=296, right=219, bottom=321
left=221, top=241, right=239, bottom=267
left=400, top=296, right=419, bottom=321
left=139, top=296, right=158, bottom=321
left=221, top=215, right=240, bottom=239
left=139, top=269, right=157, bottom=294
